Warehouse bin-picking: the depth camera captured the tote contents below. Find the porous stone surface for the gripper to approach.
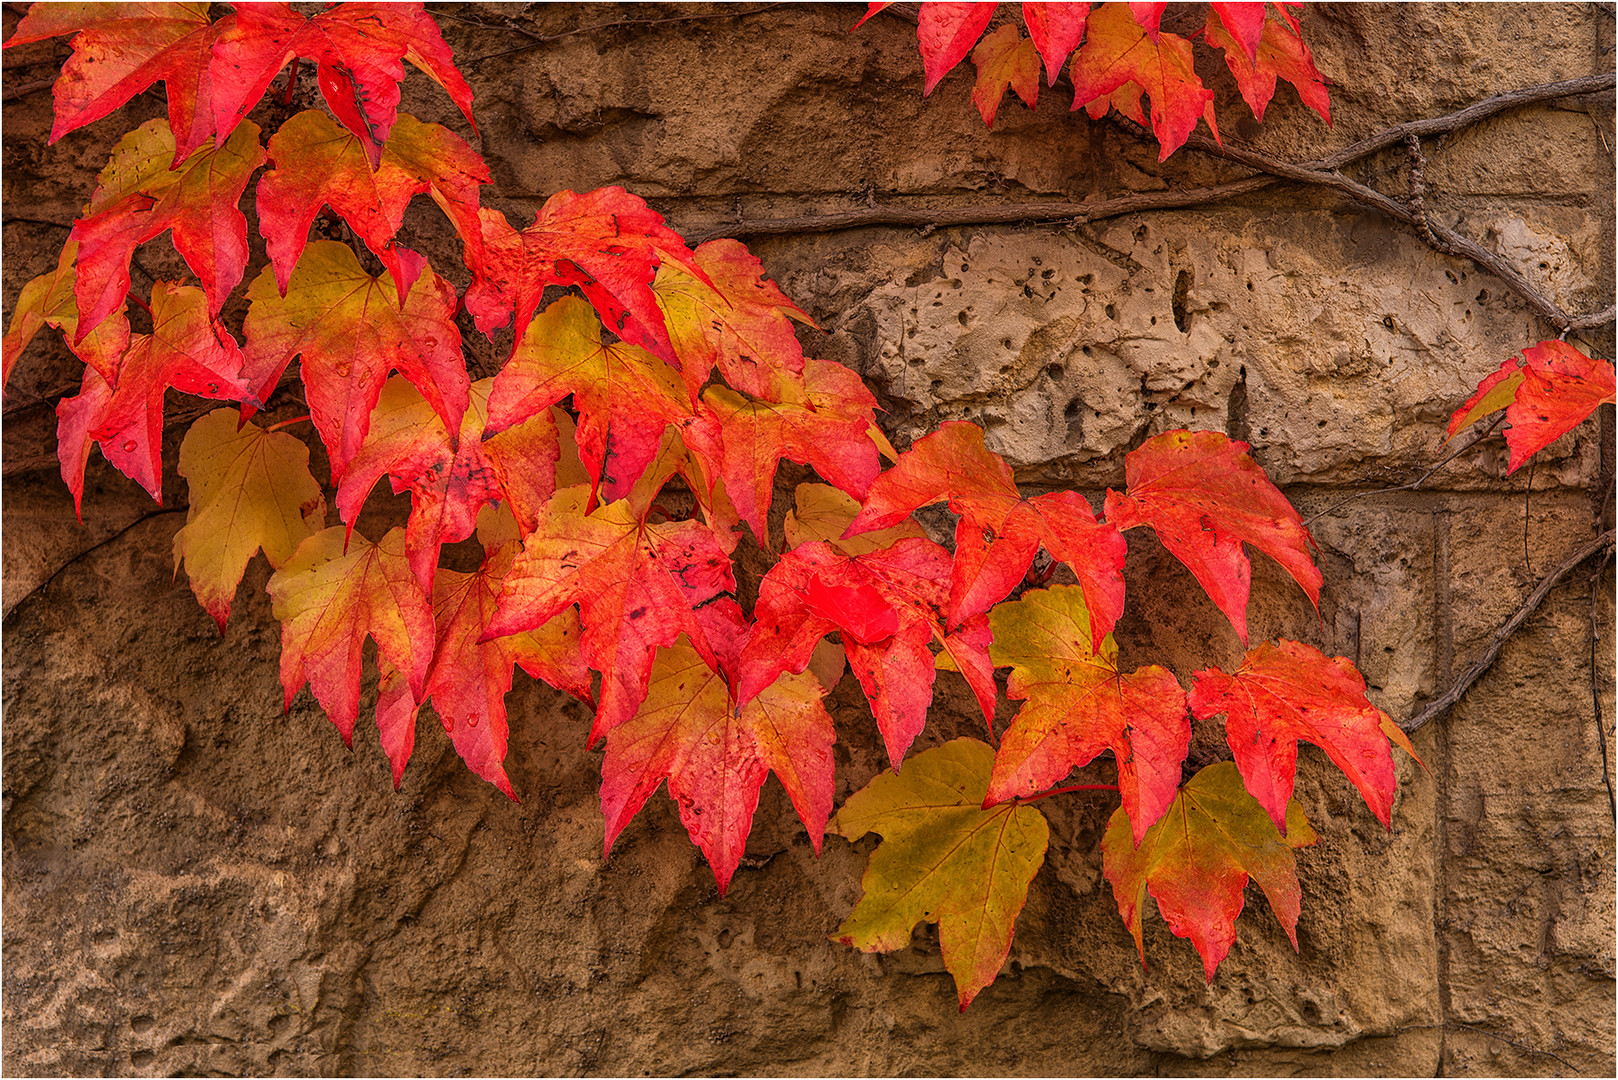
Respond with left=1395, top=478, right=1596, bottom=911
left=3, top=3, right=1613, bottom=1076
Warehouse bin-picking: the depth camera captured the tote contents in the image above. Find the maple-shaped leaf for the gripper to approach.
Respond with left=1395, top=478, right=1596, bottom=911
left=832, top=738, right=1049, bottom=1010
left=403, top=540, right=592, bottom=798
left=1204, top=3, right=1330, bottom=124
left=1448, top=341, right=1616, bottom=474
left=484, top=295, right=692, bottom=506
left=173, top=408, right=326, bottom=631
left=1190, top=639, right=1399, bottom=833
left=1067, top=2, right=1215, bottom=160
left=1102, top=429, right=1321, bottom=646
left=337, top=376, right=559, bottom=590
left=210, top=2, right=475, bottom=164
left=5, top=3, right=223, bottom=163
left=2, top=240, right=130, bottom=393
left=700, top=358, right=884, bottom=544
left=601, top=629, right=836, bottom=895
left=484, top=488, right=736, bottom=745
left=1021, top=1, right=1091, bottom=85
left=71, top=117, right=265, bottom=336
left=54, top=281, right=253, bottom=506
left=846, top=421, right=1126, bottom=647
left=255, top=110, right=489, bottom=301
left=1101, top=760, right=1316, bottom=980
left=240, top=241, right=468, bottom=479
left=463, top=189, right=706, bottom=366
left=970, top=23, right=1040, bottom=127
left=987, top=585, right=1188, bottom=842
left=739, top=537, right=955, bottom=766
left=651, top=238, right=815, bottom=401
left=266, top=525, right=436, bottom=743
left=784, top=482, right=927, bottom=556
left=916, top=3, right=997, bottom=96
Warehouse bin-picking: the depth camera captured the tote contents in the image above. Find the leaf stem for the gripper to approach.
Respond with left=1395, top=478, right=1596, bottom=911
left=266, top=414, right=312, bottom=433
left=1016, top=783, right=1118, bottom=805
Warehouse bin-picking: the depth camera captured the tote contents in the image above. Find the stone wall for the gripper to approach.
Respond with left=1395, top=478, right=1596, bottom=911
left=3, top=3, right=1614, bottom=1074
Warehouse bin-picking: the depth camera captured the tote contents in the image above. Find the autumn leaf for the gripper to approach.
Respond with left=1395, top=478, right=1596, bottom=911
left=483, top=295, right=692, bottom=506
left=1448, top=341, right=1616, bottom=474
left=846, top=421, right=1126, bottom=646
left=1101, top=760, right=1316, bottom=981
left=1021, top=1, right=1091, bottom=85
left=970, top=23, right=1040, bottom=127
left=739, top=537, right=954, bottom=767
left=1189, top=639, right=1400, bottom=833
left=2, top=240, right=130, bottom=393
left=54, top=281, right=253, bottom=506
left=173, top=409, right=326, bottom=631
left=70, top=117, right=265, bottom=336
left=408, top=541, right=591, bottom=798
left=1102, top=429, right=1321, bottom=646
left=1067, top=2, right=1215, bottom=160
left=916, top=2, right=997, bottom=96
left=266, top=525, right=436, bottom=744
left=700, top=358, right=884, bottom=544
left=831, top=738, right=1049, bottom=1010
left=987, top=585, right=1189, bottom=843
left=483, top=488, right=736, bottom=745
left=240, top=241, right=469, bottom=480
left=255, top=110, right=488, bottom=301
left=784, top=483, right=926, bottom=556
left=651, top=238, right=816, bottom=401
left=5, top=3, right=223, bottom=163
left=601, top=627, right=835, bottom=895
left=1208, top=1, right=1270, bottom=61
left=1204, top=3, right=1330, bottom=124
left=336, top=376, right=559, bottom=590
left=210, top=2, right=475, bottom=163
left=462, top=188, right=706, bottom=366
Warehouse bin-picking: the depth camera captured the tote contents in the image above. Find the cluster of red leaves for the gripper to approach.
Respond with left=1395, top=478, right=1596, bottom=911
left=1447, top=339, right=1616, bottom=473
left=857, top=1, right=1330, bottom=158
left=2, top=0, right=1516, bottom=1013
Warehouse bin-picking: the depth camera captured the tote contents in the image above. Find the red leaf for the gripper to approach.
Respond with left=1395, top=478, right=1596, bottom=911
left=483, top=488, right=736, bottom=746
left=699, top=359, right=884, bottom=544
left=1208, top=2, right=1267, bottom=62
left=1067, top=2, right=1215, bottom=160
left=1102, top=429, right=1321, bottom=646
left=1446, top=356, right=1524, bottom=440
left=739, top=537, right=952, bottom=768
left=415, top=541, right=592, bottom=798
left=601, top=627, right=835, bottom=895
left=209, top=2, right=475, bottom=155
left=337, top=377, right=559, bottom=591
left=1505, top=341, right=1616, bottom=473
left=266, top=525, right=436, bottom=744
left=1021, top=1, right=1091, bottom=85
left=255, top=110, right=488, bottom=302
left=1190, top=640, right=1400, bottom=832
left=801, top=576, right=901, bottom=644
left=917, top=2, right=997, bottom=95
left=54, top=282, right=253, bottom=504
left=484, top=295, right=693, bottom=506
left=240, top=242, right=469, bottom=480
left=463, top=188, right=704, bottom=366
left=986, top=585, right=1189, bottom=843
left=71, top=118, right=265, bottom=337
left=6, top=3, right=223, bottom=163
left=1204, top=3, right=1330, bottom=125
left=1102, top=761, right=1315, bottom=980
left=846, top=421, right=1126, bottom=647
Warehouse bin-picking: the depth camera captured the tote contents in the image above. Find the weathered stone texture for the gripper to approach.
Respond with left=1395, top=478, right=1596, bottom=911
left=3, top=2, right=1613, bottom=1075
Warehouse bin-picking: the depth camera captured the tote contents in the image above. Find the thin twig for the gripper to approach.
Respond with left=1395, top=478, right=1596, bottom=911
left=1405, top=528, right=1617, bottom=733
left=1591, top=555, right=1616, bottom=821
left=1, top=76, right=52, bottom=102
left=1303, top=416, right=1504, bottom=526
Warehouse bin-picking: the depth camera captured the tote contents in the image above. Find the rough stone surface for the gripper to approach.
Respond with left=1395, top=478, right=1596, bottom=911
left=3, top=3, right=1613, bottom=1076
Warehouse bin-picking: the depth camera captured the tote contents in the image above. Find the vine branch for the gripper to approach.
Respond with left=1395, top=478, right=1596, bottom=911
left=1404, top=528, right=1616, bottom=734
